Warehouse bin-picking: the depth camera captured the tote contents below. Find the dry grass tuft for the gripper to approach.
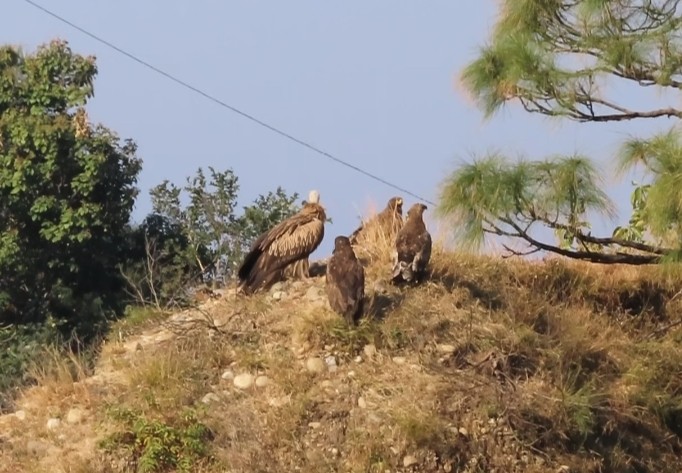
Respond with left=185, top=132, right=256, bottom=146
left=347, top=200, right=400, bottom=275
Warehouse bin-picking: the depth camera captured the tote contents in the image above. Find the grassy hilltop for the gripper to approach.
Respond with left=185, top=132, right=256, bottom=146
left=1, top=232, right=681, bottom=473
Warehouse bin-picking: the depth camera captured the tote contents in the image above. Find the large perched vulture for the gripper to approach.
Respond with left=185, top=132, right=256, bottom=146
left=325, top=236, right=365, bottom=325
left=349, top=196, right=404, bottom=246
left=391, top=203, right=432, bottom=284
left=237, top=190, right=326, bottom=294
left=282, top=190, right=323, bottom=280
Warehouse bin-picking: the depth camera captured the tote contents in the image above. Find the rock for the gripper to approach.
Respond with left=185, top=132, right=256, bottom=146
left=306, top=357, right=326, bottom=373
left=358, top=397, right=367, bottom=409
left=271, top=291, right=284, bottom=301
left=305, top=449, right=324, bottom=464
left=308, top=422, right=321, bottom=429
left=201, top=393, right=221, bottom=404
left=14, top=410, right=26, bottom=421
left=255, top=375, right=269, bottom=388
left=221, top=370, right=235, bottom=380
left=26, top=439, right=51, bottom=456
left=436, top=344, right=456, bottom=354
left=66, top=408, right=84, bottom=424
left=392, top=356, right=406, bottom=364
left=320, top=380, right=334, bottom=389
left=46, top=418, right=61, bottom=430
left=557, top=467, right=570, bottom=473
left=458, top=427, right=468, bottom=437
left=403, top=455, right=419, bottom=467
left=305, top=286, right=324, bottom=302
left=269, top=282, right=284, bottom=293
left=363, top=344, right=377, bottom=358
left=325, top=355, right=338, bottom=373
left=367, top=413, right=382, bottom=423
left=354, top=355, right=363, bottom=363
left=233, top=373, right=255, bottom=389
left=268, top=395, right=291, bottom=407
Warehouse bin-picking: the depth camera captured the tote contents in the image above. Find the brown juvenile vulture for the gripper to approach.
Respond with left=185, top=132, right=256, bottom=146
left=325, top=236, right=365, bottom=325
left=348, top=196, right=403, bottom=245
left=391, top=203, right=431, bottom=284
left=237, top=190, right=326, bottom=294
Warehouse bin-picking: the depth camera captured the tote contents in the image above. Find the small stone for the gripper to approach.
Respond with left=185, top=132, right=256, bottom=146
left=66, top=408, right=83, bottom=424
left=367, top=413, right=382, bottom=423
left=403, top=455, right=418, bottom=467
left=306, top=357, right=326, bottom=373
left=46, top=418, right=61, bottom=430
left=458, top=427, right=468, bottom=437
left=392, top=356, right=406, bottom=364
left=308, top=422, right=321, bottom=429
left=331, top=447, right=339, bottom=457
left=325, top=355, right=337, bottom=372
left=201, top=393, right=221, bottom=404
left=255, top=375, right=269, bottom=388
left=270, top=282, right=284, bottom=293
left=354, top=355, right=363, bottom=363
left=26, top=439, right=50, bottom=456
left=557, top=467, right=570, bottom=473
left=363, top=344, right=377, bottom=358
left=436, top=344, right=456, bottom=354
left=14, top=410, right=26, bottom=421
left=271, top=291, right=284, bottom=301
left=268, top=395, right=291, bottom=407
left=221, top=370, right=235, bottom=380
left=358, top=397, right=367, bottom=409
left=305, top=286, right=323, bottom=301
left=320, top=380, right=334, bottom=388
left=233, top=373, right=255, bottom=389
left=347, top=370, right=356, bottom=378
left=306, top=449, right=324, bottom=463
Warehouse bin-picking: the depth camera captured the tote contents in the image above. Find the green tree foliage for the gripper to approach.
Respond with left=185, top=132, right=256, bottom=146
left=0, top=40, right=142, bottom=335
left=121, top=214, right=199, bottom=309
left=144, top=167, right=300, bottom=289
left=439, top=0, right=682, bottom=264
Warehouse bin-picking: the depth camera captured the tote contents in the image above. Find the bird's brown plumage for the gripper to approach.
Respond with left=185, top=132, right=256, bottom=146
left=281, top=190, right=322, bottom=280
left=391, top=203, right=431, bottom=284
left=349, top=196, right=404, bottom=246
left=238, top=195, right=326, bottom=294
left=325, top=236, right=365, bottom=325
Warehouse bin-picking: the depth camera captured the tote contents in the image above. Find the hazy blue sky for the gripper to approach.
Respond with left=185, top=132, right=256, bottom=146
left=3, top=1, right=675, bottom=258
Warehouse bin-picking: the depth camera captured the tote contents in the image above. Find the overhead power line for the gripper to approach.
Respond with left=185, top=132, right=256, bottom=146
left=21, top=0, right=436, bottom=206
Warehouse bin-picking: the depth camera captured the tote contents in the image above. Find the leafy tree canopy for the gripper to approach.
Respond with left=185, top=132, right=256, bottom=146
left=439, top=0, right=682, bottom=264
left=148, top=167, right=301, bottom=285
left=0, top=39, right=142, bottom=335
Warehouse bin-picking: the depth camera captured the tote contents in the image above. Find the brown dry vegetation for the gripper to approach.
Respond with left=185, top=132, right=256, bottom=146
left=1, top=214, right=682, bottom=473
